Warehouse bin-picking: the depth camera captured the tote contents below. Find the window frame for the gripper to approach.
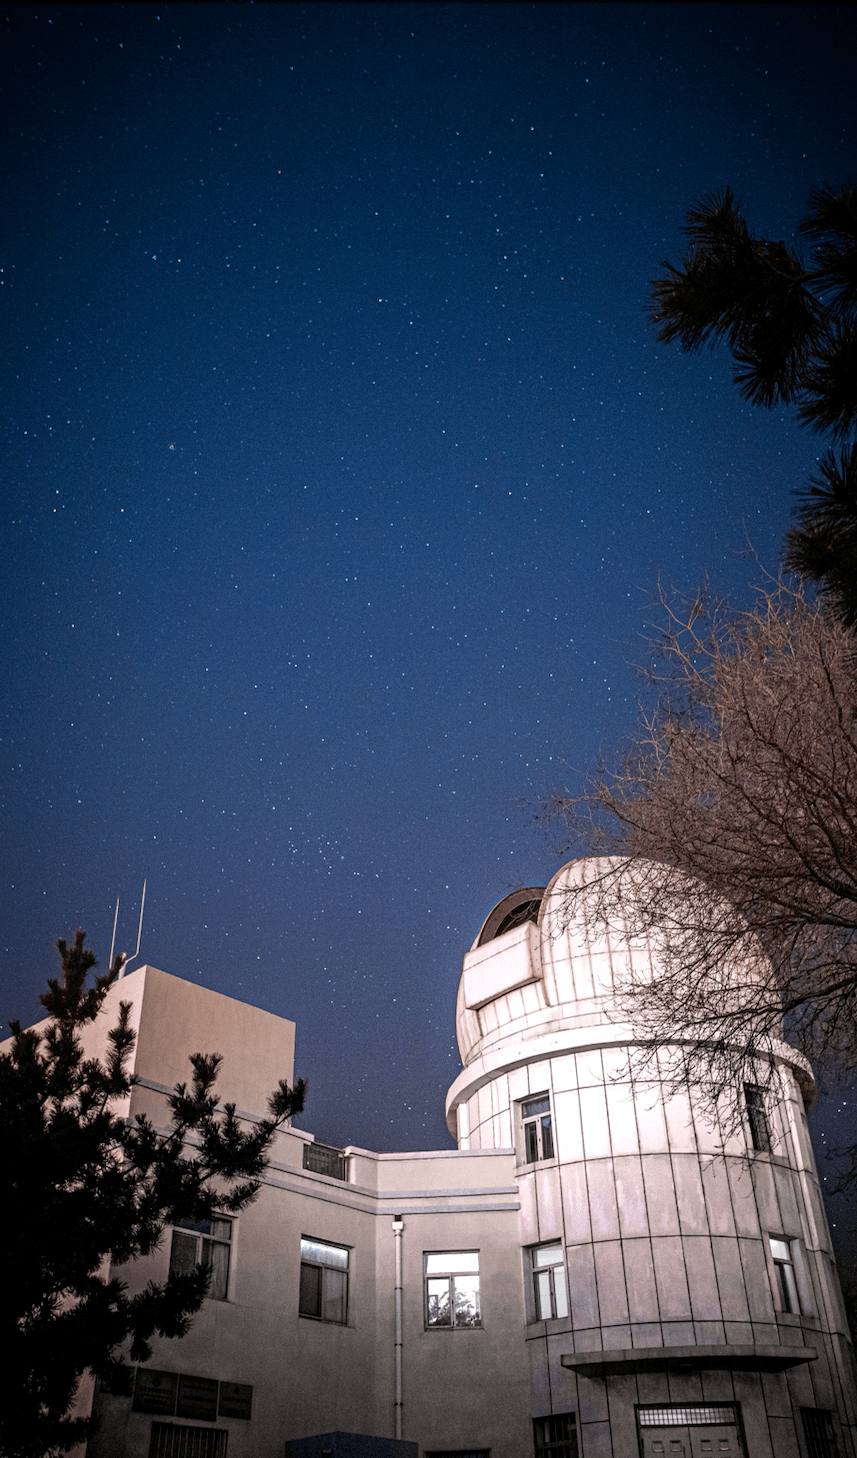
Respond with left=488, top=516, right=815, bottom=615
left=530, top=1242, right=569, bottom=1322
left=424, top=1250, right=482, bottom=1329
left=520, top=1094, right=555, bottom=1164
left=298, top=1236, right=350, bottom=1325
left=168, top=1216, right=233, bottom=1301
left=744, top=1083, right=771, bottom=1153
left=533, top=1414, right=578, bottom=1458
left=768, top=1235, right=801, bottom=1314
left=801, top=1407, right=840, bottom=1458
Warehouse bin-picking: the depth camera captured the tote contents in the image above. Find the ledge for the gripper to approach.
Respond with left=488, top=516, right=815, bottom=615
left=561, top=1344, right=817, bottom=1378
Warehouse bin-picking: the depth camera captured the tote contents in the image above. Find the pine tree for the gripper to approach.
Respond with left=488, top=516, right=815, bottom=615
left=1, top=930, right=306, bottom=1458
left=650, top=184, right=857, bottom=625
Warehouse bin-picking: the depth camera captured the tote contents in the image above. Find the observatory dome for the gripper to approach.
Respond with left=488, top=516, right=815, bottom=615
left=454, top=856, right=664, bottom=1068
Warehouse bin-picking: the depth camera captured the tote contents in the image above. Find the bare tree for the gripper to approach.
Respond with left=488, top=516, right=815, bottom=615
left=547, top=582, right=857, bottom=1153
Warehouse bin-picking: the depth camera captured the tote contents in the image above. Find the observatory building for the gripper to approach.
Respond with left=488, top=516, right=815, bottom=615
left=80, top=858, right=855, bottom=1458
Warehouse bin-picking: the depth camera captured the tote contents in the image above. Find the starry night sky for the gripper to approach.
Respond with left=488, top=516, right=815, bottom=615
left=2, top=1, right=855, bottom=1260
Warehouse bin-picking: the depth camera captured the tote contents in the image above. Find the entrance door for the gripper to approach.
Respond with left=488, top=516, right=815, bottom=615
left=641, top=1424, right=742, bottom=1456
left=638, top=1406, right=744, bottom=1458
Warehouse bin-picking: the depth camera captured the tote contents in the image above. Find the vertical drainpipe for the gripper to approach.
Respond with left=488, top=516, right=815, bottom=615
left=393, top=1216, right=404, bottom=1440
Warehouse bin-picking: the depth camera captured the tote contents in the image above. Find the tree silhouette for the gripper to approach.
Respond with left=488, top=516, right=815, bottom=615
left=1, top=931, right=306, bottom=1458
left=651, top=184, right=857, bottom=626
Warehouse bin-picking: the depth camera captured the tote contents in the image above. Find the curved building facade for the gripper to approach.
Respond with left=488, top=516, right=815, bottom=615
left=446, top=858, right=857, bottom=1457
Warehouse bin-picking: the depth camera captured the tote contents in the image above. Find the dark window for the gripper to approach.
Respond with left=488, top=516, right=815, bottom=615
left=531, top=1244, right=568, bottom=1321
left=302, top=1142, right=347, bottom=1180
left=802, top=1408, right=839, bottom=1458
left=770, top=1237, right=800, bottom=1313
left=425, top=1251, right=481, bottom=1328
left=745, top=1084, right=771, bottom=1152
left=169, top=1217, right=232, bottom=1300
left=299, top=1237, right=349, bottom=1323
left=149, top=1425, right=227, bottom=1458
left=522, top=1095, right=554, bottom=1163
left=534, top=1414, right=578, bottom=1458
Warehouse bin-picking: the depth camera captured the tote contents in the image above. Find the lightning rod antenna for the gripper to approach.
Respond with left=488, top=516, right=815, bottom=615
left=108, top=897, right=120, bottom=972
left=117, top=880, right=147, bottom=978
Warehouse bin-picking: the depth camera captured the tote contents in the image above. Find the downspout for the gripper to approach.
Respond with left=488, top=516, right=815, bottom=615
left=393, top=1217, right=404, bottom=1439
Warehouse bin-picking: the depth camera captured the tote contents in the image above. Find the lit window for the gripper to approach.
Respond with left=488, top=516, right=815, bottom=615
left=769, top=1237, right=800, bottom=1313
left=801, top=1408, right=839, bottom=1458
left=531, top=1244, right=568, bottom=1321
left=534, top=1414, right=578, bottom=1458
left=299, top=1237, right=348, bottom=1323
left=744, top=1084, right=771, bottom=1152
left=521, top=1095, right=554, bottom=1163
left=425, top=1252, right=481, bottom=1328
left=169, top=1217, right=232, bottom=1301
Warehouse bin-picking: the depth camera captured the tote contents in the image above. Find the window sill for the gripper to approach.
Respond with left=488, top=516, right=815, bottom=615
left=424, top=1324, right=484, bottom=1333
left=516, top=1156, right=558, bottom=1174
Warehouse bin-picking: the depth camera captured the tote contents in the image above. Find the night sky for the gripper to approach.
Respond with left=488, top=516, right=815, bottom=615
left=2, top=1, right=855, bottom=1264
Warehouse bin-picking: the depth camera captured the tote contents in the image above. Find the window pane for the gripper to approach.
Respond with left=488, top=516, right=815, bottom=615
left=535, top=1269, right=553, bottom=1321
left=301, top=1237, right=349, bottom=1270
left=770, top=1238, right=790, bottom=1262
left=321, top=1266, right=347, bottom=1324
left=427, top=1277, right=452, bottom=1326
left=522, top=1095, right=550, bottom=1118
left=299, top=1262, right=322, bottom=1318
left=780, top=1259, right=800, bottom=1314
left=426, top=1252, right=479, bottom=1275
left=453, top=1274, right=481, bottom=1326
left=209, top=1218, right=232, bottom=1243
left=525, top=1120, right=539, bottom=1163
left=204, top=1236, right=230, bottom=1300
left=169, top=1231, right=199, bottom=1279
left=554, top=1267, right=568, bottom=1319
left=540, top=1116, right=554, bottom=1161
left=533, top=1244, right=563, bottom=1269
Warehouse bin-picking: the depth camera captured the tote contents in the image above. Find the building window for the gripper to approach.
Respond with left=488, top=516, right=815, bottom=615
left=745, top=1084, right=771, bottom=1152
left=531, top=1244, right=568, bottom=1321
left=534, top=1414, right=578, bottom=1458
left=299, top=1237, right=349, bottom=1323
left=302, top=1141, right=347, bottom=1180
left=169, top=1217, right=232, bottom=1300
left=770, top=1237, right=800, bottom=1313
left=801, top=1408, right=839, bottom=1458
left=521, top=1095, right=554, bottom=1163
left=149, top=1424, right=227, bottom=1458
left=425, top=1251, right=481, bottom=1328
